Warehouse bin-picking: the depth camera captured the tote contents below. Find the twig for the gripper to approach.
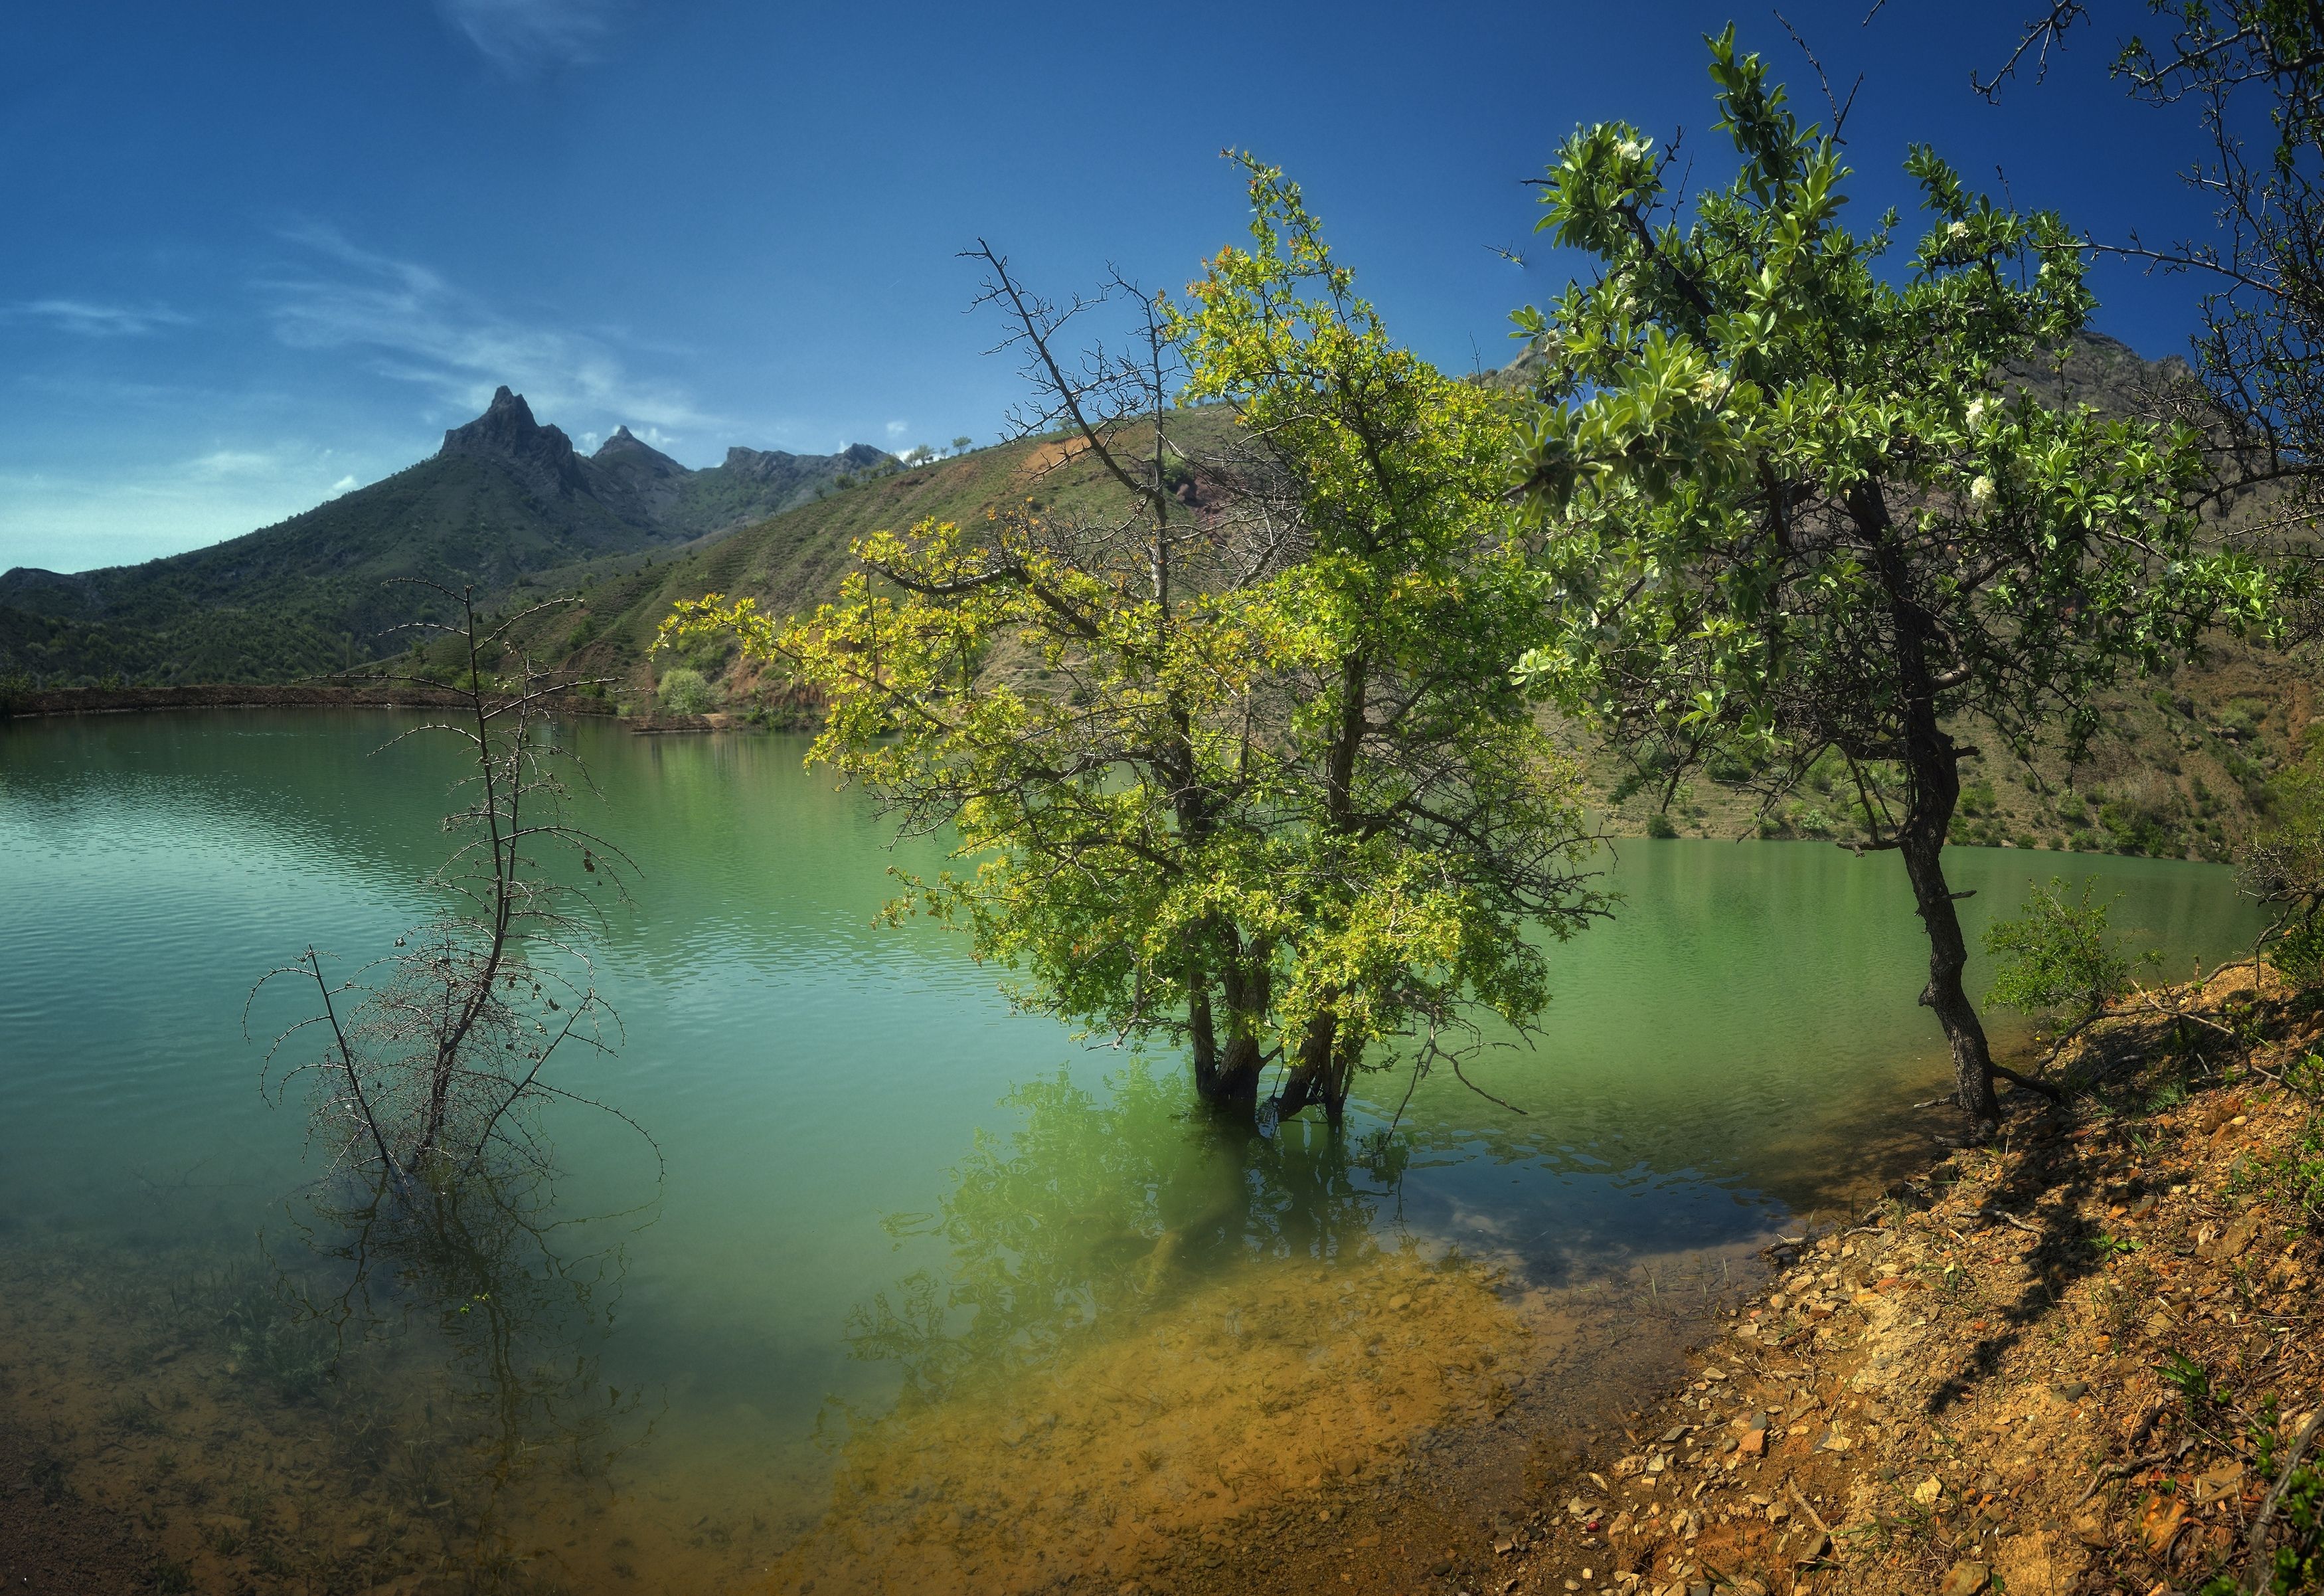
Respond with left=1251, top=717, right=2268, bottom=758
left=2243, top=1404, right=2324, bottom=1593
left=1787, top=1479, right=1833, bottom=1536
left=2072, top=1439, right=2190, bottom=1508
left=307, top=948, right=405, bottom=1190
left=1450, top=1054, right=1528, bottom=1116
left=1772, top=9, right=1864, bottom=141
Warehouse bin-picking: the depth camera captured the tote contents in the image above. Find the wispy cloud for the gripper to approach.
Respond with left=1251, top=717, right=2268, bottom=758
left=4, top=299, right=191, bottom=337
left=187, top=449, right=280, bottom=480
left=262, top=225, right=706, bottom=434
left=436, top=0, right=623, bottom=74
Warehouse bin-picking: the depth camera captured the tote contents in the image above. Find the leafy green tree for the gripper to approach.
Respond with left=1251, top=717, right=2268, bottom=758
left=1987, top=3, right=2324, bottom=602
left=1512, top=29, right=2275, bottom=1126
left=661, top=163, right=1603, bottom=1124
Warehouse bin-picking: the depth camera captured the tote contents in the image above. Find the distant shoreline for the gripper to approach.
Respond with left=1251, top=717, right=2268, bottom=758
left=0, top=683, right=622, bottom=720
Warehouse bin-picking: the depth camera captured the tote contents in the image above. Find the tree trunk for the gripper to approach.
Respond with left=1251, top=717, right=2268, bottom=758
left=1269, top=649, right=1372, bottom=1128
left=1193, top=954, right=1269, bottom=1116
left=1899, top=797, right=1999, bottom=1126
left=1853, top=480, right=1999, bottom=1130
left=1274, top=1008, right=1361, bottom=1127
left=1189, top=982, right=1222, bottom=1092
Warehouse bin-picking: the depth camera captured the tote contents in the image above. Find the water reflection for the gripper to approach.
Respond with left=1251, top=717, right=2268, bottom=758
left=0, top=1157, right=685, bottom=1594
left=281, top=1167, right=653, bottom=1583
left=847, top=1064, right=1408, bottom=1403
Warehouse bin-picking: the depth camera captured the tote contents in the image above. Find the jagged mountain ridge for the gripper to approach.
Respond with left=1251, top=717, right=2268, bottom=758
left=0, top=389, right=892, bottom=683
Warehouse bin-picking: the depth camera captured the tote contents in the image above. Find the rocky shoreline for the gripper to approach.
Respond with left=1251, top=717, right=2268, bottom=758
left=1105, top=966, right=2322, bottom=1596
left=1479, top=965, right=2323, bottom=1596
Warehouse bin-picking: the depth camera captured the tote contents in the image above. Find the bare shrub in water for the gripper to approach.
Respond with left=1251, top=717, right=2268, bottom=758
left=252, top=580, right=633, bottom=1194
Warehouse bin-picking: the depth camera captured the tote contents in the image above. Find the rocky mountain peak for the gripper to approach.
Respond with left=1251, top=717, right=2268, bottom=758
left=439, top=387, right=586, bottom=499
left=595, top=425, right=683, bottom=472
left=720, top=445, right=800, bottom=482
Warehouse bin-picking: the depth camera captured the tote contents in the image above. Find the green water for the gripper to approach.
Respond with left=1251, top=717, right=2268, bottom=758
left=0, top=711, right=2267, bottom=1592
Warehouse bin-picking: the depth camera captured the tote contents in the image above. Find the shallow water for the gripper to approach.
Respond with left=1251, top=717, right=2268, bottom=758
left=0, top=711, right=2267, bottom=1591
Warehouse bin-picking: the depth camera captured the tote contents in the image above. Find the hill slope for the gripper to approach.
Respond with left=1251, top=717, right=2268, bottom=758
left=508, top=350, right=2311, bottom=868
left=0, top=389, right=890, bottom=684
left=490, top=407, right=1246, bottom=707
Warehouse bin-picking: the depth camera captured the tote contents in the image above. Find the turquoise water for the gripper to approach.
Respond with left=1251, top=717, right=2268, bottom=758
left=0, top=711, right=2266, bottom=1592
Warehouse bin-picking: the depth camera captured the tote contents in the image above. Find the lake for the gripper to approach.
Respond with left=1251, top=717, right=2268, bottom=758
left=0, top=710, right=2266, bottom=1593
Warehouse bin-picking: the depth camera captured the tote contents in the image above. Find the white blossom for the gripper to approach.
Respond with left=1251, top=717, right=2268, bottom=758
left=1948, top=221, right=1970, bottom=242
left=1968, top=474, right=1997, bottom=511
left=1965, top=397, right=1988, bottom=428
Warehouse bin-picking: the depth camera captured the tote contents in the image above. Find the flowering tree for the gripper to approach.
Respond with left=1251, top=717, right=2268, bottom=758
left=662, top=164, right=1604, bottom=1126
left=1513, top=29, right=2274, bottom=1126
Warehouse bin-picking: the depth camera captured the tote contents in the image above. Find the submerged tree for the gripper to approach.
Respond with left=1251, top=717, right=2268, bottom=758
left=1513, top=30, right=2274, bottom=1126
left=661, top=163, right=1604, bottom=1125
left=256, top=580, right=633, bottom=1192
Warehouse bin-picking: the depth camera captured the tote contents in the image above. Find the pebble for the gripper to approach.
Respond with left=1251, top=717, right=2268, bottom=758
left=1937, top=1561, right=1991, bottom=1596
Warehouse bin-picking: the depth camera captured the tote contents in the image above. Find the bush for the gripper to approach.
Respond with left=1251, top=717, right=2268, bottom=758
left=2244, top=736, right=2324, bottom=984
left=1645, top=810, right=1678, bottom=839
left=1786, top=801, right=1834, bottom=838
left=1983, top=876, right=2157, bottom=1034
left=656, top=667, right=716, bottom=716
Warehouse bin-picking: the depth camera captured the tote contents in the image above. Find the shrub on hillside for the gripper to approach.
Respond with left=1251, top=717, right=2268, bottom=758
left=657, top=667, right=715, bottom=717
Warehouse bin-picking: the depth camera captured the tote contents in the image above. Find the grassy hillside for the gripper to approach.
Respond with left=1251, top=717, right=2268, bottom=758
left=498, top=381, right=2312, bottom=868
left=1580, top=642, right=2311, bottom=864
left=0, top=452, right=677, bottom=683
left=496, top=412, right=1244, bottom=711
left=657, top=444, right=897, bottom=539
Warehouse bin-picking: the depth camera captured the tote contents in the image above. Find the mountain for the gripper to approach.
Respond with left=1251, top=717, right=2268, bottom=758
left=0, top=389, right=892, bottom=684
left=496, top=404, right=1247, bottom=709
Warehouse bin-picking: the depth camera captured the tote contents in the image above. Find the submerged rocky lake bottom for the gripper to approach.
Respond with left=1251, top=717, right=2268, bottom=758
left=0, top=712, right=2269, bottom=1593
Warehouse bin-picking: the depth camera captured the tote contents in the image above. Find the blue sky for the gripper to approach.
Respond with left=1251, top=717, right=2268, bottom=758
left=3, top=0, right=2213, bottom=573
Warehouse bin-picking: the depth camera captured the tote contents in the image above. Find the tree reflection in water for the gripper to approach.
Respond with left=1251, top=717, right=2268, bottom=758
left=254, top=1160, right=660, bottom=1592
left=785, top=1061, right=1528, bottom=1596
